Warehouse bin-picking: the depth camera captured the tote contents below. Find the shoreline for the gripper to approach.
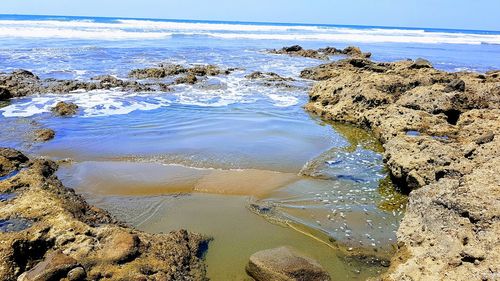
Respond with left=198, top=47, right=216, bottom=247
left=1, top=46, right=498, bottom=280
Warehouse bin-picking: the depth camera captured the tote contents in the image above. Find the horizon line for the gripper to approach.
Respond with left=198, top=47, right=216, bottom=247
left=1, top=13, right=499, bottom=33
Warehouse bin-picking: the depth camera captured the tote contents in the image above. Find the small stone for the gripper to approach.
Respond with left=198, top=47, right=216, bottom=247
left=475, top=132, right=494, bottom=145
left=246, top=246, right=331, bottom=281
left=67, top=267, right=86, bottom=281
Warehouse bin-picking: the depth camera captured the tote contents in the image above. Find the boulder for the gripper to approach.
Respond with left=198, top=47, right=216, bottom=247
left=51, top=101, right=78, bottom=116
left=444, top=79, right=466, bottom=92
left=99, top=230, right=139, bottom=263
left=246, top=246, right=331, bottom=281
left=18, top=251, right=78, bottom=281
left=410, top=58, right=433, bottom=69
left=34, top=129, right=55, bottom=142
left=0, top=148, right=29, bottom=177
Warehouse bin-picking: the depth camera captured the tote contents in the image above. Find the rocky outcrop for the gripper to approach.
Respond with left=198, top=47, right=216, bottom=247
left=129, top=63, right=233, bottom=79
left=51, top=101, right=79, bottom=116
left=269, top=45, right=371, bottom=60
left=245, top=71, right=294, bottom=82
left=246, top=247, right=331, bottom=281
left=303, top=57, right=500, bottom=280
left=0, top=148, right=29, bottom=177
left=0, top=149, right=208, bottom=280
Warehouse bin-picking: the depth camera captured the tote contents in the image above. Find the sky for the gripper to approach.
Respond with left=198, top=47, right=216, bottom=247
left=0, top=0, right=499, bottom=31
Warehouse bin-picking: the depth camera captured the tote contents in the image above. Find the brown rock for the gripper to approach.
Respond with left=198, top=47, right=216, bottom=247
left=475, top=131, right=494, bottom=145
left=67, top=267, right=86, bottom=281
left=0, top=148, right=28, bottom=177
left=410, top=58, right=433, bottom=69
left=175, top=73, right=198, bottom=85
left=100, top=230, right=139, bottom=263
left=34, top=129, right=55, bottom=142
left=246, top=246, right=331, bottom=281
left=51, top=101, right=78, bottom=116
left=19, top=251, right=78, bottom=281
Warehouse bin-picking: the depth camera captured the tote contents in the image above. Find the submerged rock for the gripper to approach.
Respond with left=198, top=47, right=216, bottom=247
left=175, top=73, right=198, bottom=85
left=246, top=246, right=331, bottom=281
left=245, top=71, right=294, bottom=82
left=51, top=101, right=79, bottom=116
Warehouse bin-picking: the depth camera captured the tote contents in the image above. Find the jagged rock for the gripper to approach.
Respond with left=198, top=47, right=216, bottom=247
left=0, top=87, right=11, bottom=100
left=67, top=267, right=86, bottom=281
left=33, top=129, right=55, bottom=142
left=444, top=79, right=466, bottom=92
left=303, top=53, right=500, bottom=280
left=271, top=45, right=371, bottom=60
left=246, top=246, right=331, bottom=281
left=51, top=101, right=79, bottom=116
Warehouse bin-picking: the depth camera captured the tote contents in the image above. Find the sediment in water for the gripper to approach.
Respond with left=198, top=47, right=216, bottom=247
left=303, top=57, right=500, bottom=280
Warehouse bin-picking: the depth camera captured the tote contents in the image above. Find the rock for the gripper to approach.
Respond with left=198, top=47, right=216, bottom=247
left=0, top=148, right=29, bottom=177
left=34, top=129, right=55, bottom=142
left=284, top=45, right=303, bottom=52
left=444, top=79, right=466, bottom=92
left=246, top=246, right=331, bottom=281
left=175, top=73, right=198, bottom=85
left=302, top=51, right=500, bottom=280
left=51, top=101, right=78, bottom=116
left=475, top=131, right=494, bottom=145
left=99, top=230, right=139, bottom=263
left=245, top=71, right=294, bottom=82
left=67, top=267, right=86, bottom=281
left=410, top=58, right=433, bottom=69
left=19, top=251, right=78, bottom=281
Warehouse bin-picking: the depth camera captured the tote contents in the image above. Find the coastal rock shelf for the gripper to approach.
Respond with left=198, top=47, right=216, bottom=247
left=0, top=150, right=208, bottom=280
left=303, top=57, right=500, bottom=280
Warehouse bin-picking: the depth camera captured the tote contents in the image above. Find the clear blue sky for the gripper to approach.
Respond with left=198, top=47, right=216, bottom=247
left=1, top=0, right=499, bottom=31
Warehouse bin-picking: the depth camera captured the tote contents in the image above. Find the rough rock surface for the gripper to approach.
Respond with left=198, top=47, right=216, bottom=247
left=246, top=246, right=331, bottom=281
left=303, top=57, right=500, bottom=280
left=33, top=129, right=55, bottom=142
left=51, top=101, right=79, bottom=116
left=129, top=64, right=233, bottom=79
left=0, top=149, right=208, bottom=281
left=269, top=45, right=371, bottom=60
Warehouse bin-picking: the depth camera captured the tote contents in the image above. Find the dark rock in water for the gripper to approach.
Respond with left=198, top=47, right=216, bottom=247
left=18, top=251, right=79, bottom=281
left=34, top=128, right=55, bottom=142
left=0, top=148, right=29, bottom=177
left=51, top=101, right=79, bottom=116
left=175, top=73, right=198, bottom=85
left=475, top=131, right=494, bottom=145
left=284, top=45, right=303, bottom=52
left=245, top=71, right=294, bottom=82
left=11, top=69, right=39, bottom=79
left=246, top=246, right=331, bottom=281
left=410, top=58, right=433, bottom=69
left=444, top=79, right=466, bottom=93
left=0, top=218, right=32, bottom=233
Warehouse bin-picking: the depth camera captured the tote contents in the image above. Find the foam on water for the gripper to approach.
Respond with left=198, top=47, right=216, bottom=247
left=1, top=17, right=499, bottom=44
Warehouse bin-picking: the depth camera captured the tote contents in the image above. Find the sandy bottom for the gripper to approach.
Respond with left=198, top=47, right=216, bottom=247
left=58, top=161, right=300, bottom=197
left=83, top=193, right=385, bottom=281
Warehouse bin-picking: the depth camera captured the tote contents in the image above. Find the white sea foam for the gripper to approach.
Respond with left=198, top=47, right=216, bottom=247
left=1, top=90, right=172, bottom=118
left=0, top=18, right=499, bottom=44
left=0, top=75, right=304, bottom=118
